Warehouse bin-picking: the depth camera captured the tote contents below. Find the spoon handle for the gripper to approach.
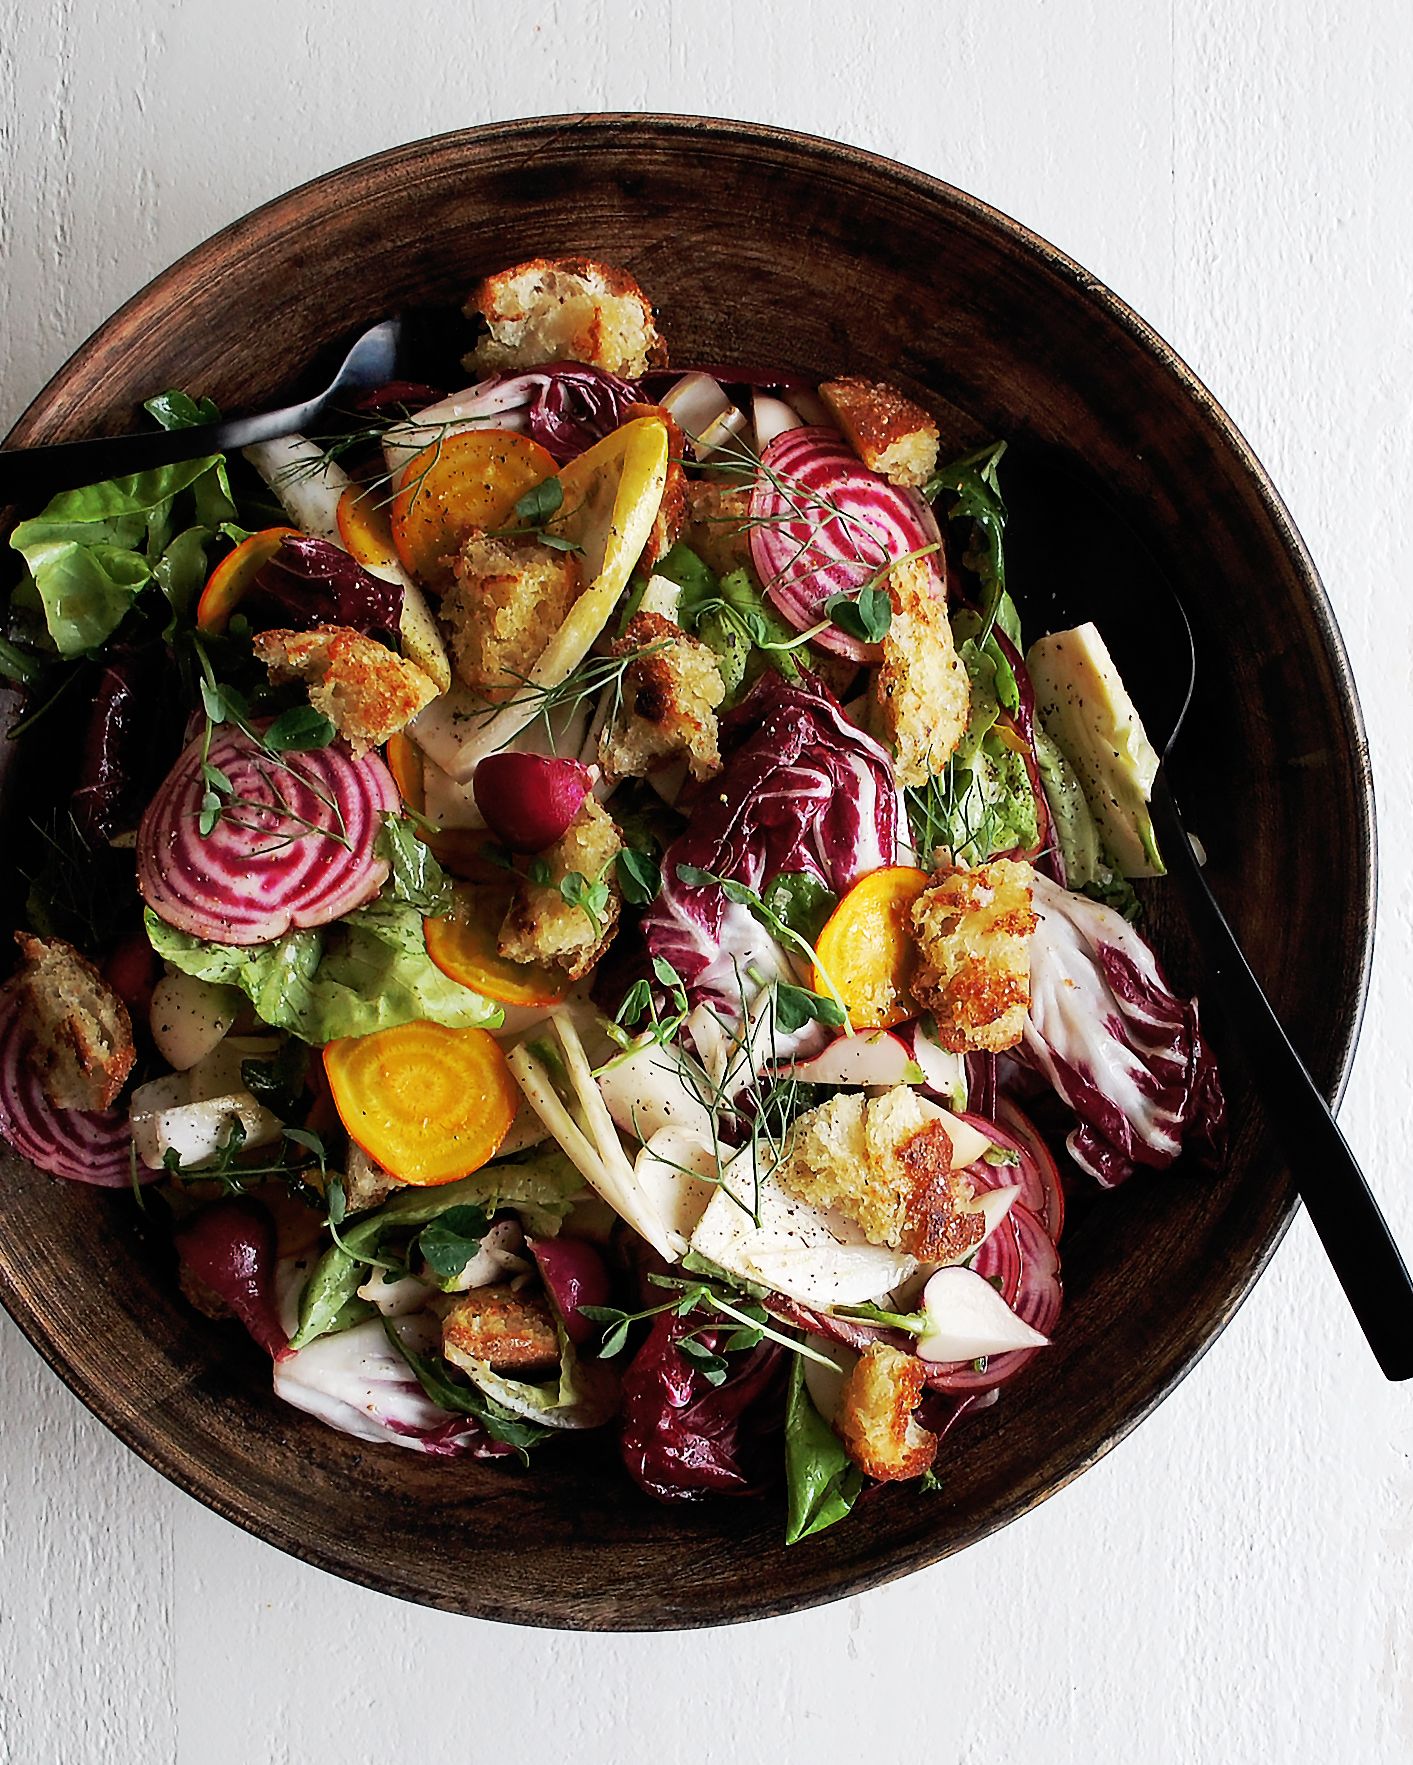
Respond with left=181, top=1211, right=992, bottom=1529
left=1152, top=772, right=1413, bottom=1379
left=0, top=401, right=315, bottom=505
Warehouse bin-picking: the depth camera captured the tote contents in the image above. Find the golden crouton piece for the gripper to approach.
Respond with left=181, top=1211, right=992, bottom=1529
left=12, top=933, right=134, bottom=1111
left=441, top=1282, right=561, bottom=1376
left=342, top=1142, right=400, bottom=1213
left=870, top=556, right=969, bottom=786
left=835, top=1342, right=938, bottom=1482
left=440, top=531, right=582, bottom=701
left=498, top=797, right=623, bottom=981
left=910, top=859, right=1038, bottom=1053
left=623, top=402, right=688, bottom=570
left=778, top=1086, right=986, bottom=1263
left=600, top=610, right=725, bottom=784
left=680, top=477, right=755, bottom=579
left=464, top=257, right=667, bottom=379
left=820, top=377, right=940, bottom=489
left=251, top=626, right=438, bottom=759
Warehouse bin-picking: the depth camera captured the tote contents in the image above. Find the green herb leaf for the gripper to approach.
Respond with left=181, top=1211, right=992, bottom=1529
left=417, top=1204, right=491, bottom=1279
left=559, top=870, right=609, bottom=935
left=773, top=983, right=846, bottom=1035
left=784, top=1356, right=865, bottom=1545
left=616, top=846, right=661, bottom=907
left=528, top=857, right=552, bottom=886
left=759, top=871, right=837, bottom=943
left=325, top=1174, right=348, bottom=1229
left=513, top=477, right=564, bottom=525
left=676, top=1337, right=730, bottom=1386
left=825, top=584, right=892, bottom=644
left=263, top=705, right=337, bottom=753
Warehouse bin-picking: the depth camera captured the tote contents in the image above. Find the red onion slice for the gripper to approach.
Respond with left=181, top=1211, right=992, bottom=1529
left=749, top=427, right=944, bottom=660
left=138, top=726, right=398, bottom=945
left=960, top=1107, right=1066, bottom=1244
left=0, top=999, right=139, bottom=1186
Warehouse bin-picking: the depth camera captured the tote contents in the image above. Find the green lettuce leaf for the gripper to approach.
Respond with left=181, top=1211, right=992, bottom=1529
left=9, top=457, right=227, bottom=655
left=145, top=894, right=501, bottom=1047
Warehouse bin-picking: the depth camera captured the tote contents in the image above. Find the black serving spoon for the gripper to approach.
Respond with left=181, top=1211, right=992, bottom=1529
left=1005, top=446, right=1413, bottom=1380
left=0, top=317, right=408, bottom=505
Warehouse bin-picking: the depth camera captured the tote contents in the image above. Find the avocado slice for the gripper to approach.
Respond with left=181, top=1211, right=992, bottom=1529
left=1026, top=622, right=1164, bottom=877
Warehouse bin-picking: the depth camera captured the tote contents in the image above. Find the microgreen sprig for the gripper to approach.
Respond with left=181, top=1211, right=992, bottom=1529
left=674, top=862, right=850, bottom=1029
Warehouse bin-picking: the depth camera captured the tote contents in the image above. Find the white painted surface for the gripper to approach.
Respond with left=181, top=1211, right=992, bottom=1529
left=2, top=2, right=1411, bottom=1761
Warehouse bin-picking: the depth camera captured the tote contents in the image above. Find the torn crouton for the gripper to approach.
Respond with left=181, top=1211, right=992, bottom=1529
left=441, top=1282, right=561, bottom=1376
left=440, top=531, right=581, bottom=700
left=497, top=797, right=623, bottom=981
left=909, top=859, right=1038, bottom=1054
left=680, top=478, right=755, bottom=579
left=464, top=257, right=667, bottom=379
left=251, top=627, right=438, bottom=758
left=835, top=1342, right=938, bottom=1481
left=777, top=1086, right=986, bottom=1263
left=342, top=1142, right=400, bottom=1213
left=820, top=376, right=940, bottom=489
left=600, top=610, right=724, bottom=783
left=12, top=933, right=135, bottom=1111
left=870, top=556, right=969, bottom=786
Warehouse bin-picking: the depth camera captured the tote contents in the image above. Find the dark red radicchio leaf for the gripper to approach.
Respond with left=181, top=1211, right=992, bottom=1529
left=619, top=1311, right=788, bottom=1502
left=507, top=363, right=641, bottom=462
left=640, top=669, right=900, bottom=1008
left=73, top=645, right=186, bottom=847
left=243, top=534, right=403, bottom=645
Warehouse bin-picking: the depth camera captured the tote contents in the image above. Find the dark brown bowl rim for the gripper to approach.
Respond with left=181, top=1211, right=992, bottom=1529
left=0, top=113, right=1376, bottom=1627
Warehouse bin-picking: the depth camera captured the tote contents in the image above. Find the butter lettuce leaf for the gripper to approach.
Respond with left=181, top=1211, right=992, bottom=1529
left=146, top=894, right=501, bottom=1046
left=9, top=456, right=232, bottom=655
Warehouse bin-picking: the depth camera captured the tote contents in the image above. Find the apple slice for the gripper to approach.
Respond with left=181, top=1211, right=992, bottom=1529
left=776, top=1028, right=918, bottom=1089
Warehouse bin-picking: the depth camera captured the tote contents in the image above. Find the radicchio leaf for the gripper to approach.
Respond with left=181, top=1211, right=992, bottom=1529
left=640, top=670, right=901, bottom=1007
left=619, top=1310, right=788, bottom=1502
left=243, top=534, right=403, bottom=644
left=1022, top=871, right=1225, bottom=1185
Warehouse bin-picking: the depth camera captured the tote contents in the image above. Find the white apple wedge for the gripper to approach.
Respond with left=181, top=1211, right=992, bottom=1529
left=914, top=1265, right=1051, bottom=1363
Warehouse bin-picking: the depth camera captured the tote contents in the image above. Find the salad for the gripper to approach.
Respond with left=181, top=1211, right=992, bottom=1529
left=0, top=256, right=1224, bottom=1541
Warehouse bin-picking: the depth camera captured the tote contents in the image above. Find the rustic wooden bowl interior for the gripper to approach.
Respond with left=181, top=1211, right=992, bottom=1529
left=0, top=116, right=1373, bottom=1629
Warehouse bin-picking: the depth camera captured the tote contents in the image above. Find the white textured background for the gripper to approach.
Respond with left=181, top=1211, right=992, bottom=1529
left=2, top=3, right=1411, bottom=1761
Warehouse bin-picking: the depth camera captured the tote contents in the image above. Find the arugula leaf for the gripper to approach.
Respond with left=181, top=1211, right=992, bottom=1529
left=417, top=1204, right=491, bottom=1279
left=784, top=1356, right=865, bottom=1545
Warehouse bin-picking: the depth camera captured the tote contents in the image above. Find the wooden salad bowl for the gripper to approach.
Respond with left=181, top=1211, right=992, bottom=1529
left=0, top=116, right=1374, bottom=1629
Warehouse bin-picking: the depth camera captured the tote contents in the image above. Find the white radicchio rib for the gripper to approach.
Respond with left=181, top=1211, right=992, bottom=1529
left=1022, top=872, right=1224, bottom=1186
